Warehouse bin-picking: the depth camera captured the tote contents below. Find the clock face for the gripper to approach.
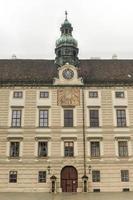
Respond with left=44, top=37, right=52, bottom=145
left=62, top=69, right=74, bottom=80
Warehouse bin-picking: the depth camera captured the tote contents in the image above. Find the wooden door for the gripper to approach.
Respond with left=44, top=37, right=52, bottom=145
left=61, top=166, right=78, bottom=192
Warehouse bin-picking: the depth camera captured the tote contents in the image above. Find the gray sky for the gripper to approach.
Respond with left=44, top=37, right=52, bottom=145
left=0, top=0, right=133, bottom=59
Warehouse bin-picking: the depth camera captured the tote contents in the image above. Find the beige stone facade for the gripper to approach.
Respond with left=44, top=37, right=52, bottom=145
left=0, top=76, right=133, bottom=192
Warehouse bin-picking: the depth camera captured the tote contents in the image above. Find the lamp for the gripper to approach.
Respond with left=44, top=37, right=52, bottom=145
left=47, top=166, right=51, bottom=175
left=88, top=165, right=91, bottom=174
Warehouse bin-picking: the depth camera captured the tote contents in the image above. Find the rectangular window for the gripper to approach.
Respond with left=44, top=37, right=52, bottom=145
left=10, top=142, right=20, bottom=158
left=13, top=91, right=23, bottom=98
left=39, top=110, right=48, bottom=127
left=115, top=91, right=125, bottom=98
left=38, top=171, right=46, bottom=183
left=90, top=110, right=99, bottom=127
left=9, top=171, right=17, bottom=183
left=11, top=110, right=22, bottom=128
left=38, top=141, right=48, bottom=157
left=90, top=141, right=100, bottom=158
left=118, top=141, right=128, bottom=157
left=92, top=170, right=100, bottom=182
left=40, top=91, right=49, bottom=98
left=121, top=170, right=129, bottom=182
left=64, top=141, right=74, bottom=157
left=64, top=110, right=73, bottom=127
left=116, top=109, right=126, bottom=127
left=89, top=91, right=98, bottom=98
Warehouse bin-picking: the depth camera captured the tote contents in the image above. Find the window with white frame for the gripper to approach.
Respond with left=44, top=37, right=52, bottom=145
left=9, top=171, right=17, bottom=183
left=64, top=141, right=74, bottom=157
left=38, top=141, right=48, bottom=157
left=115, top=91, right=125, bottom=98
left=11, top=109, right=22, bottom=128
left=92, top=170, right=100, bottom=182
left=38, top=171, right=46, bottom=183
left=13, top=91, right=23, bottom=99
left=121, top=170, right=129, bottom=182
left=10, top=141, right=20, bottom=158
left=89, top=110, right=99, bottom=127
left=40, top=91, right=49, bottom=98
left=64, top=109, right=73, bottom=127
left=39, top=109, right=49, bottom=127
left=118, top=141, right=128, bottom=157
left=90, top=141, right=100, bottom=158
left=89, top=91, right=98, bottom=98
left=116, top=109, right=126, bottom=127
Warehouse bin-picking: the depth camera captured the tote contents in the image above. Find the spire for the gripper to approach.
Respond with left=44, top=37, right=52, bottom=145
left=55, top=13, right=79, bottom=67
left=65, top=10, right=68, bottom=20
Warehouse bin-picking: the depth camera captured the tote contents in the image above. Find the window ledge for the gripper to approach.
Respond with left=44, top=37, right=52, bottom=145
left=36, top=156, right=49, bottom=159
left=63, top=156, right=75, bottom=158
left=37, top=126, right=50, bottom=128
left=8, top=157, right=21, bottom=160
left=10, top=126, right=22, bottom=129
left=89, top=157, right=102, bottom=160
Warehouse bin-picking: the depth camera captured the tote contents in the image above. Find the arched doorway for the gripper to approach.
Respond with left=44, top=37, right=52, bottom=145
left=61, top=166, right=78, bottom=192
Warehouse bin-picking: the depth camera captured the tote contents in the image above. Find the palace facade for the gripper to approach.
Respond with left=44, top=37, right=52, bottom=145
left=0, top=15, right=133, bottom=193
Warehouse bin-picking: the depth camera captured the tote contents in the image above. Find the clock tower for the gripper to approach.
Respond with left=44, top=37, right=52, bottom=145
left=55, top=12, right=79, bottom=67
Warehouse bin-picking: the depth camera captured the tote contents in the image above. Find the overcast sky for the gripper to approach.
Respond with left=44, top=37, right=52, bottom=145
left=0, top=0, right=133, bottom=59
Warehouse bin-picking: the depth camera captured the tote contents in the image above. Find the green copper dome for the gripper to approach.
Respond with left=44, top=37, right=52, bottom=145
left=56, top=18, right=78, bottom=48
left=55, top=12, right=79, bottom=67
left=56, top=34, right=78, bottom=47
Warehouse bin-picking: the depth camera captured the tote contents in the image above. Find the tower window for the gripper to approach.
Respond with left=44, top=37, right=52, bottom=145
left=73, top=50, right=76, bottom=57
left=58, top=50, right=61, bottom=57
left=65, top=29, right=68, bottom=34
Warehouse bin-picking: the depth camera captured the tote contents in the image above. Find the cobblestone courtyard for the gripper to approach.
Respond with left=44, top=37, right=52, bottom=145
left=0, top=192, right=133, bottom=200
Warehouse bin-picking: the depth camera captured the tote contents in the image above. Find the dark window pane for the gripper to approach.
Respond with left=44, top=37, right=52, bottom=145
left=38, top=171, right=46, bottom=183
left=92, top=171, right=100, bottom=182
left=115, top=92, right=125, bottom=98
left=90, top=110, right=99, bottom=127
left=64, top=141, right=74, bottom=157
left=121, top=170, right=129, bottom=182
left=10, top=142, right=20, bottom=158
left=64, top=110, right=73, bottom=127
left=89, top=91, right=98, bottom=98
left=116, top=110, right=126, bottom=127
left=91, top=142, right=100, bottom=157
left=118, top=141, right=128, bottom=157
left=13, top=91, right=23, bottom=98
left=40, top=92, right=49, bottom=98
left=9, top=171, right=17, bottom=183
left=39, top=110, right=48, bottom=127
left=11, top=110, right=21, bottom=127
left=38, top=142, right=48, bottom=157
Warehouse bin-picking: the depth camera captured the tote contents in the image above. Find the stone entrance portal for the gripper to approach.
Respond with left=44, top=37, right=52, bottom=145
left=61, top=166, right=78, bottom=192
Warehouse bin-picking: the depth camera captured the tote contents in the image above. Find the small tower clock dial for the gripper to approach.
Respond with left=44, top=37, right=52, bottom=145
left=62, top=69, right=74, bottom=80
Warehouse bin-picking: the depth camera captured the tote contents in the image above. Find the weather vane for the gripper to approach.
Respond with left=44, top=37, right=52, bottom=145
left=65, top=11, right=68, bottom=20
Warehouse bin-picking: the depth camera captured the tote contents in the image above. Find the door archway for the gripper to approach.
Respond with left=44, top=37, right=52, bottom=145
left=61, top=166, right=78, bottom=192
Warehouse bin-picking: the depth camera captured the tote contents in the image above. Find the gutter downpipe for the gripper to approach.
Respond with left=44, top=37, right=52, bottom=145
left=82, top=87, right=88, bottom=192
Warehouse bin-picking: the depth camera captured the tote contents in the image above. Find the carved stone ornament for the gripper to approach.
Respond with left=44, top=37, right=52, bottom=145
left=57, top=88, right=80, bottom=106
